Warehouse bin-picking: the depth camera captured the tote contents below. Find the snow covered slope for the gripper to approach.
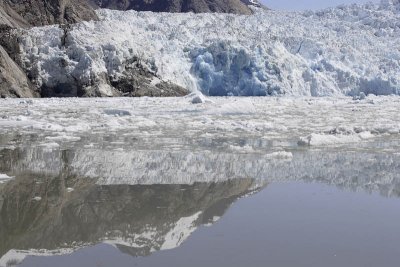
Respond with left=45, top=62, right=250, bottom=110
left=19, top=0, right=400, bottom=96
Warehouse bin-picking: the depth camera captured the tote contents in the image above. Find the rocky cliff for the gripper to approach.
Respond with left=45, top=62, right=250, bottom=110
left=1, top=0, right=260, bottom=28
left=0, top=44, right=38, bottom=98
left=0, top=0, right=29, bottom=28
left=91, top=0, right=258, bottom=14
left=0, top=0, right=97, bottom=27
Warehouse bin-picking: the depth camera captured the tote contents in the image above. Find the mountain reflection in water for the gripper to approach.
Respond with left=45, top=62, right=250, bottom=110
left=0, top=174, right=260, bottom=265
left=0, top=142, right=399, bottom=266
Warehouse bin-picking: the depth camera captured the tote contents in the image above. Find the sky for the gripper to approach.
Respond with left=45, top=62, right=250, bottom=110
left=260, top=0, right=380, bottom=11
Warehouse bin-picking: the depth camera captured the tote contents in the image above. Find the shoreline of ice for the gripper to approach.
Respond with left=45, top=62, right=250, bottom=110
left=0, top=96, right=399, bottom=148
left=0, top=95, right=399, bottom=187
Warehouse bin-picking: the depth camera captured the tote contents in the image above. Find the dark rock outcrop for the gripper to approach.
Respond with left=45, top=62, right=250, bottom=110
left=0, top=0, right=29, bottom=28
left=1, top=0, right=98, bottom=27
left=0, top=0, right=98, bottom=97
left=1, top=0, right=261, bottom=28
left=109, top=56, right=189, bottom=97
left=0, top=23, right=38, bottom=97
left=91, top=0, right=259, bottom=14
left=0, top=45, right=38, bottom=98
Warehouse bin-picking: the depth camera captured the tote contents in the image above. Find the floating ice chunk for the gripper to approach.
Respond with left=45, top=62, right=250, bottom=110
left=229, top=145, right=254, bottom=152
left=45, top=135, right=81, bottom=142
left=16, top=116, right=28, bottom=121
left=265, top=151, right=293, bottom=160
left=187, top=92, right=209, bottom=104
left=208, top=99, right=256, bottom=115
left=104, top=109, right=131, bottom=116
left=40, top=142, right=60, bottom=149
left=19, top=100, right=34, bottom=105
left=191, top=95, right=206, bottom=104
left=358, top=131, right=374, bottom=139
left=353, top=92, right=367, bottom=100
left=298, top=131, right=375, bottom=146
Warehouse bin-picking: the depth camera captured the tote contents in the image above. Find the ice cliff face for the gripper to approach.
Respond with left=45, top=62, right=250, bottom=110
left=17, top=1, right=400, bottom=97
left=0, top=0, right=263, bottom=97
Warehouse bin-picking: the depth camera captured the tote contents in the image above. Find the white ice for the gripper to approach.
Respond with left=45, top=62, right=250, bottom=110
left=17, top=1, right=400, bottom=96
left=0, top=97, right=399, bottom=150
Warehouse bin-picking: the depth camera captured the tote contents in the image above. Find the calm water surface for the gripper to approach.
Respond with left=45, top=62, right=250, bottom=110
left=0, top=135, right=399, bottom=267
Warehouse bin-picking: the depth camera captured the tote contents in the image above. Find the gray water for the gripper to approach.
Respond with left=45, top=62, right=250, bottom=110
left=0, top=136, right=399, bottom=267
left=19, top=183, right=400, bottom=267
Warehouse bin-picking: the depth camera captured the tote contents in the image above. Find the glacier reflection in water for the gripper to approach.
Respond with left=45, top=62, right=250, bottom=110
left=0, top=141, right=399, bottom=267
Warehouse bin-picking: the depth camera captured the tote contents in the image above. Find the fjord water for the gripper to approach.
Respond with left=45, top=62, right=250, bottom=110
left=0, top=97, right=399, bottom=266
left=0, top=137, right=399, bottom=267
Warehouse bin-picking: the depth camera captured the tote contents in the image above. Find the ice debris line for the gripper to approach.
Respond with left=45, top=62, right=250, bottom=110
left=19, top=0, right=400, bottom=97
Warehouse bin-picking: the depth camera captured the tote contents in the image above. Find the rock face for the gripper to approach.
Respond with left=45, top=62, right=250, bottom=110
left=1, top=0, right=261, bottom=28
left=0, top=45, right=38, bottom=98
left=0, top=0, right=30, bottom=28
left=1, top=0, right=98, bottom=27
left=0, top=0, right=97, bottom=97
left=91, top=0, right=258, bottom=14
left=0, top=21, right=37, bottom=97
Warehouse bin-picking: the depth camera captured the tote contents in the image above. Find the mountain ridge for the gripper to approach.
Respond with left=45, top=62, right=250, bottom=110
left=0, top=0, right=262, bottom=28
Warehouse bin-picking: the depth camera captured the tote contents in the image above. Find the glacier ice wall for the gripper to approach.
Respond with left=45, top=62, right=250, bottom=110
left=18, top=1, right=400, bottom=96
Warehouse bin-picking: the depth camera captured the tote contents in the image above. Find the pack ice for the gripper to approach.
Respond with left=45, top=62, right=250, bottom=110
left=18, top=0, right=400, bottom=96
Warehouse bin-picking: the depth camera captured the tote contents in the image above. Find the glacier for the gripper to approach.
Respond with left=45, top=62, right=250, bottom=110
left=17, top=0, right=400, bottom=97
